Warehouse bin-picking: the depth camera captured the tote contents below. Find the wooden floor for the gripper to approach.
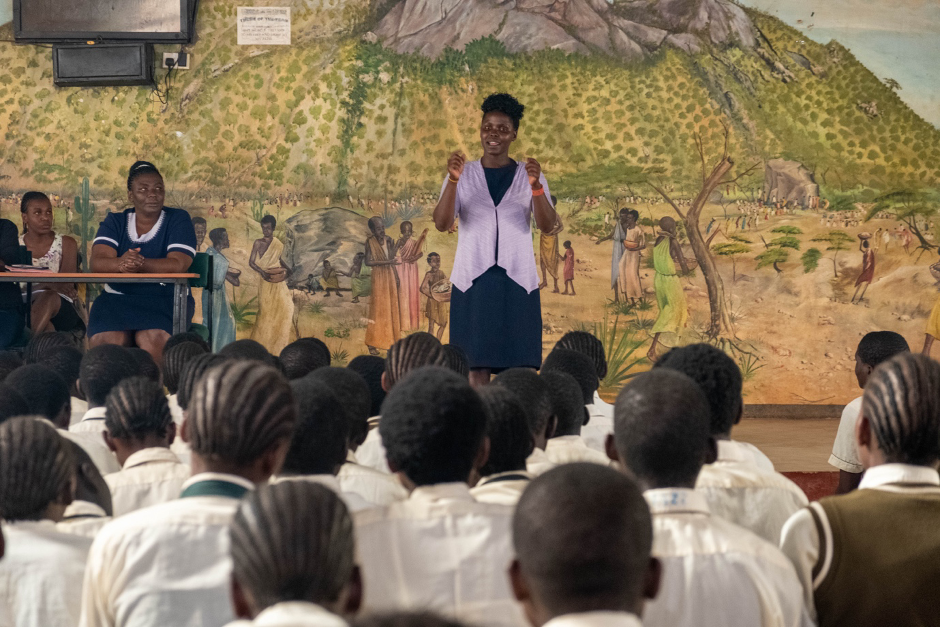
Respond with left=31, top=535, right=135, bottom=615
left=731, top=418, right=840, bottom=473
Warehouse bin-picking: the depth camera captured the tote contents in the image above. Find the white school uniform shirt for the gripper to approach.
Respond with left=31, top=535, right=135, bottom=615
left=642, top=487, right=812, bottom=627
left=273, top=474, right=376, bottom=512
left=70, top=396, right=89, bottom=427
left=695, top=440, right=808, bottom=544
left=470, top=470, right=533, bottom=506
left=581, top=391, right=614, bottom=452
left=80, top=472, right=255, bottom=627
left=543, top=611, right=643, bottom=627
left=58, top=500, right=112, bottom=539
left=0, top=520, right=92, bottom=627
left=58, top=428, right=121, bottom=476
left=355, top=420, right=391, bottom=473
left=526, top=446, right=556, bottom=476
left=828, top=396, right=863, bottom=473
left=722, top=438, right=776, bottom=473
left=166, top=394, right=193, bottom=466
left=544, top=435, right=613, bottom=467
left=71, top=405, right=108, bottom=434
left=105, top=447, right=191, bottom=517
left=223, top=602, right=348, bottom=627
left=337, top=452, right=408, bottom=506
left=354, top=482, right=525, bottom=627
left=779, top=464, right=941, bottom=622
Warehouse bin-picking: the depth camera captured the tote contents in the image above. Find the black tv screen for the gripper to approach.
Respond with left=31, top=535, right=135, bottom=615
left=14, top=0, right=196, bottom=42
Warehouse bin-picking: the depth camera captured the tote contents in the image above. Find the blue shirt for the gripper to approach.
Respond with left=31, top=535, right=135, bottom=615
left=93, top=207, right=197, bottom=296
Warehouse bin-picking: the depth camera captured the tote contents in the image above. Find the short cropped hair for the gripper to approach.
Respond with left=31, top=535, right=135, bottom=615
left=5, top=365, right=70, bottom=423
left=164, top=331, right=211, bottom=354
left=493, top=368, right=553, bottom=439
left=857, top=331, right=910, bottom=368
left=128, top=348, right=161, bottom=384
left=348, top=355, right=386, bottom=417
left=0, top=385, right=30, bottom=423
left=478, top=385, right=533, bottom=477
left=41, top=346, right=83, bottom=393
left=481, top=93, right=525, bottom=130
left=79, top=345, right=140, bottom=407
left=0, top=352, right=23, bottom=382
left=282, top=378, right=349, bottom=475
left=279, top=338, right=331, bottom=380
left=307, top=367, right=371, bottom=448
left=541, top=348, right=598, bottom=405
left=541, top=371, right=587, bottom=436
left=380, top=367, right=486, bottom=486
left=219, top=339, right=277, bottom=366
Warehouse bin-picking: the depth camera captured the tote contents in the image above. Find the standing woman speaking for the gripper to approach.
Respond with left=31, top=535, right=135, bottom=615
left=434, top=93, right=559, bottom=386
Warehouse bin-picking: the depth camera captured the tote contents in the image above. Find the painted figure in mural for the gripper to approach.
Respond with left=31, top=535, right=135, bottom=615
left=619, top=209, right=646, bottom=303
left=248, top=214, right=296, bottom=354
left=923, top=250, right=940, bottom=356
left=432, top=92, right=560, bottom=387
left=851, top=234, right=876, bottom=305
left=538, top=203, right=564, bottom=293
left=647, top=216, right=689, bottom=362
left=349, top=252, right=370, bottom=304
left=192, top=216, right=207, bottom=252
left=561, top=240, right=575, bottom=296
left=204, top=227, right=240, bottom=352
left=87, top=161, right=197, bottom=365
left=420, top=252, right=449, bottom=341
left=320, top=259, right=342, bottom=297
left=19, top=191, right=83, bottom=334
left=364, top=216, right=401, bottom=355
left=394, top=221, right=427, bottom=330
left=597, top=207, right=628, bottom=302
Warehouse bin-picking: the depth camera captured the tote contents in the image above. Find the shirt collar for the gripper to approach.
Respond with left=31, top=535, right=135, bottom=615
left=81, top=406, right=108, bottom=422
left=644, top=487, right=711, bottom=516
left=123, top=447, right=183, bottom=470
left=715, top=439, right=751, bottom=464
left=274, top=474, right=342, bottom=493
left=409, top=482, right=475, bottom=504
left=543, top=611, right=643, bottom=627
left=478, top=470, right=533, bottom=486
left=62, top=500, right=108, bottom=520
left=548, top=435, right=585, bottom=447
left=181, top=472, right=256, bottom=495
left=367, top=415, right=381, bottom=429
left=252, top=602, right=347, bottom=627
left=859, top=464, right=940, bottom=490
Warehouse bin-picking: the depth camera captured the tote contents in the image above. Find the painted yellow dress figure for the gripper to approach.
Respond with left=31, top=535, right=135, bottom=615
left=648, top=216, right=689, bottom=361
left=249, top=215, right=296, bottom=354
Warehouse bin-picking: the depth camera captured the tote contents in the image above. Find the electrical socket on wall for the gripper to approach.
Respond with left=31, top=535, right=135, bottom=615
left=162, top=52, right=190, bottom=70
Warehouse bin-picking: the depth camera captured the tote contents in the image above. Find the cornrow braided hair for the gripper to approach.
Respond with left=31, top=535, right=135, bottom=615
left=0, top=417, right=74, bottom=521
left=105, top=377, right=173, bottom=441
left=24, top=331, right=74, bottom=364
left=554, top=331, right=608, bottom=381
left=230, top=481, right=355, bottom=609
left=163, top=341, right=208, bottom=395
left=188, top=360, right=296, bottom=465
left=385, top=332, right=447, bottom=387
left=177, top=353, right=232, bottom=411
left=862, top=353, right=940, bottom=466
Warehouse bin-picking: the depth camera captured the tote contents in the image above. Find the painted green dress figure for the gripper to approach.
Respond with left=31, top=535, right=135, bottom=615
left=648, top=216, right=689, bottom=361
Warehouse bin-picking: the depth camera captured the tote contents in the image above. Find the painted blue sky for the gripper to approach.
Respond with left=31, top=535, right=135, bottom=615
left=2, top=0, right=939, bottom=125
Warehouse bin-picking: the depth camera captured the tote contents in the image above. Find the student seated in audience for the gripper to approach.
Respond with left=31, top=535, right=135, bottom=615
left=781, top=353, right=939, bottom=626
left=171, top=352, right=234, bottom=466
left=355, top=333, right=447, bottom=473
left=227, top=482, right=362, bottom=627
left=355, top=366, right=524, bottom=627
left=443, top=344, right=470, bottom=378
left=471, top=385, right=535, bottom=506
left=355, top=613, right=468, bottom=627
left=128, top=347, right=161, bottom=384
left=309, top=367, right=407, bottom=506
left=56, top=441, right=114, bottom=538
left=102, top=377, right=189, bottom=517
left=41, top=345, right=86, bottom=426
left=553, top=331, right=613, bottom=445
left=163, top=330, right=211, bottom=354
left=23, top=330, right=75, bottom=364
left=0, top=417, right=90, bottom=627
left=280, top=337, right=331, bottom=380
left=541, top=347, right=607, bottom=449
left=219, top=338, right=278, bottom=366
left=0, top=351, right=23, bottom=381
left=828, top=331, right=910, bottom=494
left=510, top=464, right=661, bottom=627
left=607, top=369, right=810, bottom=627
left=493, top=369, right=558, bottom=476
left=654, top=343, right=807, bottom=543
left=0, top=384, right=29, bottom=421
left=539, top=369, right=609, bottom=467
left=276, top=376, right=375, bottom=511
left=80, top=361, right=296, bottom=627
left=162, top=340, right=209, bottom=425
left=71, top=344, right=140, bottom=436
left=348, top=354, right=387, bottom=422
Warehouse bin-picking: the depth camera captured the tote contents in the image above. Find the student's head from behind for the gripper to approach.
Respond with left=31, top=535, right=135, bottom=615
left=0, top=417, right=75, bottom=522
left=79, top=344, right=140, bottom=408
left=184, top=360, right=296, bottom=482
left=128, top=347, right=161, bottom=384
left=855, top=331, right=910, bottom=389
left=653, top=343, right=742, bottom=437
left=0, top=351, right=23, bottom=383
left=541, top=348, right=598, bottom=406
left=354, top=613, right=468, bottom=627
left=282, top=378, right=349, bottom=476
left=5, top=365, right=71, bottom=428
left=442, top=344, right=470, bottom=379
left=379, top=366, right=488, bottom=489
left=554, top=331, right=608, bottom=383
left=163, top=341, right=209, bottom=395
left=478, top=385, right=534, bottom=478
left=164, top=331, right=211, bottom=354
left=540, top=371, right=588, bottom=437
left=510, top=464, right=660, bottom=624
left=41, top=346, right=83, bottom=397
left=279, top=337, right=331, bottom=381
left=384, top=332, right=447, bottom=391
left=608, top=369, right=714, bottom=490
left=219, top=339, right=277, bottom=367
left=347, top=355, right=387, bottom=417
left=177, top=353, right=233, bottom=412
left=857, top=353, right=939, bottom=470
left=307, top=367, right=372, bottom=450
left=0, top=385, right=30, bottom=423
left=230, top=482, right=361, bottom=619
left=104, top=377, right=175, bottom=466
left=493, top=368, right=556, bottom=450
left=24, top=331, right=73, bottom=364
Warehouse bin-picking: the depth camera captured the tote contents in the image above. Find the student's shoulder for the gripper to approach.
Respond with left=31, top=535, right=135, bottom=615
left=707, top=515, right=795, bottom=568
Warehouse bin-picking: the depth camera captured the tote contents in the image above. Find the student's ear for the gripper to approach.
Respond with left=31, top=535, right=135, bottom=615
left=54, top=401, right=71, bottom=430
left=165, top=422, right=177, bottom=447
left=605, top=433, right=620, bottom=464
left=733, top=398, right=744, bottom=427
left=380, top=371, right=391, bottom=393
left=75, top=378, right=84, bottom=400
left=473, top=436, right=491, bottom=474
left=582, top=407, right=591, bottom=427
left=341, top=565, right=364, bottom=616
left=508, top=559, right=531, bottom=604
left=642, top=556, right=662, bottom=601
left=261, top=438, right=291, bottom=479
left=544, top=415, right=558, bottom=441
left=704, top=436, right=719, bottom=465
left=854, top=413, right=875, bottom=469
left=103, top=431, right=118, bottom=454
left=230, top=575, right=255, bottom=620
left=180, top=414, right=191, bottom=443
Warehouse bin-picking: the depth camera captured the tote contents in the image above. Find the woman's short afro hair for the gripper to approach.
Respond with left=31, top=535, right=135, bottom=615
left=481, top=93, right=525, bottom=130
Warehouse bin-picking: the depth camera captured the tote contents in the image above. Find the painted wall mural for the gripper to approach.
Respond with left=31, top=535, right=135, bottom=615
left=0, top=0, right=938, bottom=404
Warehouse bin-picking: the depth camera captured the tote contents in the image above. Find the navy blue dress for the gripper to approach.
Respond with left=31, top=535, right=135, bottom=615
left=450, top=161, right=542, bottom=372
left=88, top=207, right=197, bottom=336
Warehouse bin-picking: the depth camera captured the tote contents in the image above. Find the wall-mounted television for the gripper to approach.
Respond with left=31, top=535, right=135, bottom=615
left=14, top=0, right=199, bottom=43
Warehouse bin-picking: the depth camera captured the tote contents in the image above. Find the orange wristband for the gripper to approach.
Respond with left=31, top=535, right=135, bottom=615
left=532, top=187, right=545, bottom=197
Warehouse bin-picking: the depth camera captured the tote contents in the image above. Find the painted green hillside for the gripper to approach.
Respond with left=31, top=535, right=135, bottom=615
left=0, top=0, right=937, bottom=202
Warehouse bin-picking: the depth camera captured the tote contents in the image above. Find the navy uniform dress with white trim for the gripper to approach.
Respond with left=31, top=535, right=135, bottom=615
left=88, top=207, right=197, bottom=337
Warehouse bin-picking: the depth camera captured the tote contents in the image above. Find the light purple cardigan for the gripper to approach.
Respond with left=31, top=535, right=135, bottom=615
left=440, top=160, right=553, bottom=293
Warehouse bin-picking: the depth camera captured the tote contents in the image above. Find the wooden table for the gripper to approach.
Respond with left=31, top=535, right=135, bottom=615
left=0, top=272, right=198, bottom=335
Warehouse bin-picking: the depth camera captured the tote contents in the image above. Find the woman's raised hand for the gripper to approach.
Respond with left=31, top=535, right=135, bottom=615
left=447, top=151, right=466, bottom=181
left=525, top=158, right=542, bottom=188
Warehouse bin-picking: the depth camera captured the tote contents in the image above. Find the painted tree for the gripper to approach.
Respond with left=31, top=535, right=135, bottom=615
left=811, top=230, right=855, bottom=277
left=712, top=234, right=751, bottom=282
left=865, top=189, right=939, bottom=260
left=756, top=235, right=800, bottom=273
left=648, top=126, right=759, bottom=339
left=800, top=248, right=822, bottom=273
left=883, top=78, right=901, bottom=92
